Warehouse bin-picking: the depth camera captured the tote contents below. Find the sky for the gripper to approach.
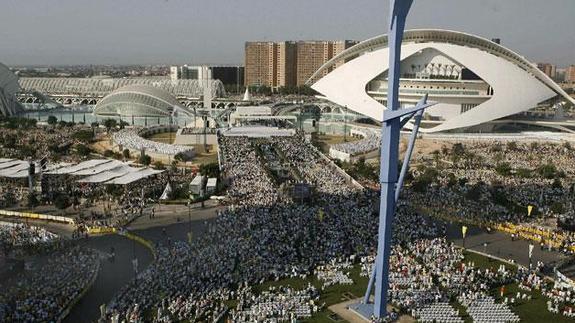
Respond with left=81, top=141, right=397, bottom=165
left=1, top=0, right=574, bottom=67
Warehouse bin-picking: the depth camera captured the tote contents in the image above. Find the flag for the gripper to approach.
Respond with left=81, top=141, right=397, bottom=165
left=160, top=182, right=172, bottom=200
left=529, top=244, right=534, bottom=258
left=462, top=226, right=468, bottom=239
left=527, top=205, right=534, bottom=217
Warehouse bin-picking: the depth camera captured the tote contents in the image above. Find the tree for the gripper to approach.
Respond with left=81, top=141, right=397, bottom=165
left=465, top=183, right=483, bottom=201
left=552, top=178, right=563, bottom=190
left=411, top=167, right=438, bottom=193
left=139, top=154, right=152, bottom=166
left=174, top=152, right=189, bottom=162
left=122, top=149, right=131, bottom=160
left=451, top=143, right=465, bottom=156
left=450, top=143, right=465, bottom=164
left=516, top=168, right=532, bottom=178
left=47, top=115, right=58, bottom=125
left=199, top=162, right=220, bottom=178
left=446, top=173, right=457, bottom=187
left=506, top=141, right=518, bottom=151
left=2, top=134, right=17, bottom=148
left=550, top=202, right=564, bottom=214
left=54, top=194, right=71, bottom=210
left=153, top=161, right=165, bottom=170
left=103, top=119, right=117, bottom=131
left=495, top=162, right=512, bottom=176
left=27, top=193, right=39, bottom=208
left=537, top=164, right=557, bottom=179
left=72, top=129, right=94, bottom=143
left=75, top=144, right=92, bottom=157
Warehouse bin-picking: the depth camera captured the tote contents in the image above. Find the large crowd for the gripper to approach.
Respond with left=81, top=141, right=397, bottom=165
left=3, top=126, right=575, bottom=322
left=102, top=133, right=575, bottom=322
left=330, top=127, right=381, bottom=156
left=406, top=140, right=575, bottom=255
left=0, top=123, right=77, bottom=162
left=112, top=129, right=193, bottom=156
left=0, top=222, right=59, bottom=255
left=0, top=246, right=100, bottom=322
left=105, top=133, right=378, bottom=321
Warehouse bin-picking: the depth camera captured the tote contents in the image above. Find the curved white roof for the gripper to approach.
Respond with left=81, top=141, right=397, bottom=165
left=94, top=84, right=181, bottom=117
left=310, top=29, right=574, bottom=133
left=19, top=77, right=226, bottom=98
left=0, top=63, right=19, bottom=95
left=309, top=29, right=572, bottom=102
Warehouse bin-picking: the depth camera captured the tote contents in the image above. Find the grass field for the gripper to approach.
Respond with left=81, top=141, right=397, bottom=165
left=147, top=131, right=178, bottom=144
left=313, top=134, right=360, bottom=154
left=147, top=132, right=218, bottom=165
left=459, top=250, right=573, bottom=323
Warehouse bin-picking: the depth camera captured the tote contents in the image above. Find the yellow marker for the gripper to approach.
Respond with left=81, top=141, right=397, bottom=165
left=462, top=226, right=468, bottom=239
left=527, top=205, right=534, bottom=217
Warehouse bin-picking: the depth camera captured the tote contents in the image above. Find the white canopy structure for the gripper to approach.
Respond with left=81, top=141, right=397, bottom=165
left=104, top=168, right=164, bottom=185
left=40, top=158, right=164, bottom=185
left=309, top=29, right=575, bottom=133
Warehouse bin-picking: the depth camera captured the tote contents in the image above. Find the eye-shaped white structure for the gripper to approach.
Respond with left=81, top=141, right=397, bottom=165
left=309, top=29, right=574, bottom=132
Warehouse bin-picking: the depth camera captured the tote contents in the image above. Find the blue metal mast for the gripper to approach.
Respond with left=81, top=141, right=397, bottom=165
left=373, top=0, right=414, bottom=319
left=350, top=1, right=434, bottom=319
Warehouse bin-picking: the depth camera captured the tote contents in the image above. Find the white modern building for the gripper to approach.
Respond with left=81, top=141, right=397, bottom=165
left=308, top=29, right=575, bottom=132
left=0, top=63, right=22, bottom=117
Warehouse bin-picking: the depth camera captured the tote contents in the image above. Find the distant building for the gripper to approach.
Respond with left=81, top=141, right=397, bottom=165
left=537, top=63, right=557, bottom=79
left=170, top=65, right=244, bottom=86
left=310, top=29, right=575, bottom=133
left=566, top=65, right=575, bottom=83
left=244, top=41, right=297, bottom=89
left=296, top=40, right=358, bottom=86
left=244, top=40, right=357, bottom=89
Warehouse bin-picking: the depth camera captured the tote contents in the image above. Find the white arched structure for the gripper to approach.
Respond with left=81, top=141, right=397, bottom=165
left=94, top=84, right=188, bottom=117
left=309, top=29, right=575, bottom=132
left=0, top=63, right=22, bottom=117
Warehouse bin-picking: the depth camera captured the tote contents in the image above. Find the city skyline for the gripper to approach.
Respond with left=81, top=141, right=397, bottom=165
left=0, top=0, right=574, bottom=66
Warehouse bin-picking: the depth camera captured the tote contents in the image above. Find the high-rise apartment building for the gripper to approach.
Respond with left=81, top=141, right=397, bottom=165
left=566, top=65, right=575, bottom=83
left=170, top=65, right=244, bottom=86
left=244, top=41, right=296, bottom=88
left=295, top=40, right=358, bottom=86
left=537, top=63, right=556, bottom=79
left=245, top=40, right=357, bottom=89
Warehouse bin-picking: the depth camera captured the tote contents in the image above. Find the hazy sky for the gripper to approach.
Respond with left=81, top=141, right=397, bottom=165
left=1, top=0, right=574, bottom=67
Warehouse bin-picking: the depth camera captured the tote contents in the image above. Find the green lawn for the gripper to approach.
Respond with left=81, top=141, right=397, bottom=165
left=492, top=283, right=573, bottom=323
left=462, top=250, right=572, bottom=323
left=462, top=250, right=516, bottom=272
left=148, top=131, right=178, bottom=144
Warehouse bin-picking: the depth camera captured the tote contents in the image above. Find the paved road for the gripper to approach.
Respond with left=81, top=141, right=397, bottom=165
left=64, top=235, right=153, bottom=323
left=64, top=205, right=218, bottom=323
left=444, top=222, right=570, bottom=274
